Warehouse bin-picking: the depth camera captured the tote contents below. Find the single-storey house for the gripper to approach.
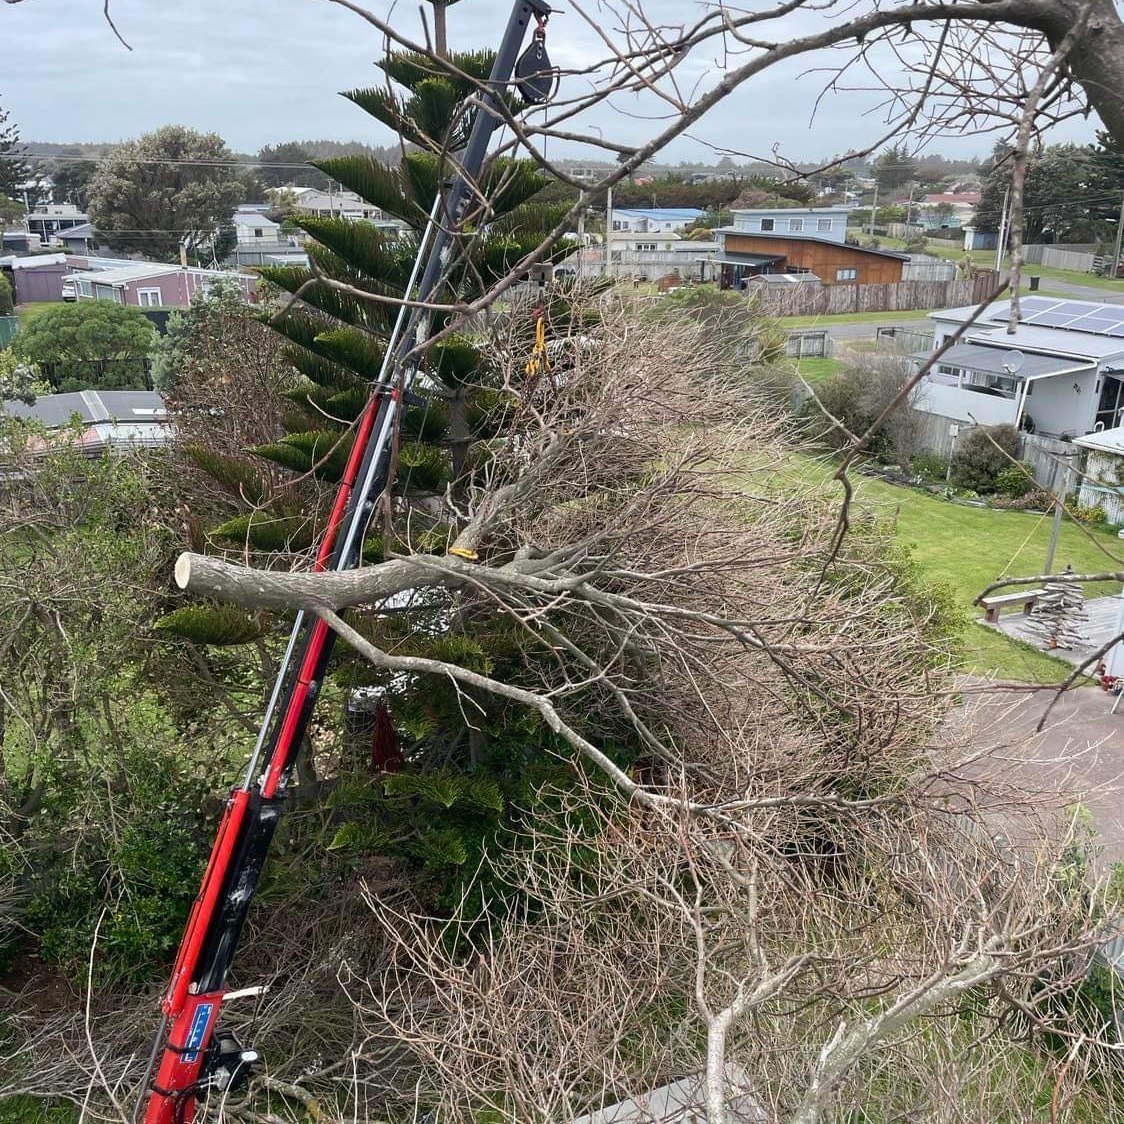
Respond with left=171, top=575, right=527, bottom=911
left=914, top=297, right=1124, bottom=440
left=56, top=223, right=106, bottom=256
left=1073, top=426, right=1124, bottom=524
left=2, top=390, right=172, bottom=456
left=712, top=207, right=907, bottom=288
left=610, top=208, right=704, bottom=234
left=66, top=263, right=258, bottom=308
left=233, top=208, right=282, bottom=242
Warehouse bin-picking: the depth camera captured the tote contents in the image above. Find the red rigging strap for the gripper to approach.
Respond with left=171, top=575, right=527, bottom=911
left=137, top=4, right=553, bottom=1123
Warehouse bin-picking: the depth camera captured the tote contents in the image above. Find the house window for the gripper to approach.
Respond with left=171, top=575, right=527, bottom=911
left=817, top=218, right=833, bottom=232
left=788, top=218, right=804, bottom=232
left=835, top=268, right=858, bottom=281
left=137, top=288, right=162, bottom=307
left=760, top=218, right=775, bottom=232
left=253, top=228, right=264, bottom=238
left=636, top=242, right=657, bottom=251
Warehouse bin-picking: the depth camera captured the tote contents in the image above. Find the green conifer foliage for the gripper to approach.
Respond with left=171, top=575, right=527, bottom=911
left=179, top=45, right=595, bottom=907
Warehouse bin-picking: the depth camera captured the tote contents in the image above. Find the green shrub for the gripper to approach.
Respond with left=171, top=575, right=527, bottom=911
left=994, top=463, right=1035, bottom=497
left=1071, top=502, right=1107, bottom=524
left=0, top=273, right=13, bottom=316
left=989, top=488, right=1051, bottom=511
left=910, top=452, right=948, bottom=482
left=949, top=424, right=1020, bottom=493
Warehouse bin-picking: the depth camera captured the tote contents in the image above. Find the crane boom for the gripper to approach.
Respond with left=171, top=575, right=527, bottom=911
left=138, top=7, right=553, bottom=1120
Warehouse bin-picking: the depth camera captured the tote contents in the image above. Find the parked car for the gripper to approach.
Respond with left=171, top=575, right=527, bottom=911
left=61, top=279, right=77, bottom=301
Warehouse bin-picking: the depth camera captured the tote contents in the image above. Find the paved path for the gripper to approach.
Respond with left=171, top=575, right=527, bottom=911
left=952, top=684, right=1124, bottom=864
left=1035, top=279, right=1124, bottom=304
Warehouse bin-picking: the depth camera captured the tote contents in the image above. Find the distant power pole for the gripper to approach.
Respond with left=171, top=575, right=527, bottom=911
left=604, top=185, right=613, bottom=280
left=994, top=187, right=1010, bottom=273
left=869, top=183, right=878, bottom=237
left=1112, top=191, right=1124, bottom=279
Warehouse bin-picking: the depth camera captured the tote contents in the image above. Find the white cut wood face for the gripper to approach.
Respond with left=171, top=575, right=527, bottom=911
left=567, top=1065, right=767, bottom=1124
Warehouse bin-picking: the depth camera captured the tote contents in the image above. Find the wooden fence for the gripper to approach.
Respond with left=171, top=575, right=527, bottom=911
left=756, top=272, right=998, bottom=318
left=784, top=330, right=832, bottom=358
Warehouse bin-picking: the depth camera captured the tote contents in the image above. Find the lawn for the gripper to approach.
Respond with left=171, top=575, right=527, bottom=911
left=762, top=455, right=1124, bottom=683
left=778, top=309, right=928, bottom=329
left=791, top=356, right=845, bottom=384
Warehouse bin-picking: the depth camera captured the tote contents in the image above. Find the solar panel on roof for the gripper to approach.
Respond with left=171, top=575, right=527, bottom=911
left=1027, top=313, right=1077, bottom=327
left=1065, top=316, right=1124, bottom=333
left=1107, top=325, right=1124, bottom=338
left=1018, top=297, right=1058, bottom=312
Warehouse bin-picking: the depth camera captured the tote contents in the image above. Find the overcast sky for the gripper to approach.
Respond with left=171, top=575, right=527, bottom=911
left=1, top=0, right=1102, bottom=164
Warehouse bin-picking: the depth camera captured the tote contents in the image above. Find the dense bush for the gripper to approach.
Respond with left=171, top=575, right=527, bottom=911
left=910, top=452, right=948, bottom=481
left=801, top=356, right=920, bottom=464
left=948, top=424, right=1020, bottom=493
left=11, top=301, right=155, bottom=392
left=994, top=463, right=1036, bottom=497
left=0, top=272, right=13, bottom=316
left=989, top=488, right=1052, bottom=510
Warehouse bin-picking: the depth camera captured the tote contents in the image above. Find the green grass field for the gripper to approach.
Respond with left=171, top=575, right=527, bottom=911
left=779, top=308, right=928, bottom=329
left=764, top=455, right=1123, bottom=682
left=791, top=356, right=846, bottom=384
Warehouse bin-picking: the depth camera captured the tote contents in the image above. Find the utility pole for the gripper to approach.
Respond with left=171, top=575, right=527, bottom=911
left=994, top=187, right=1010, bottom=274
left=869, top=183, right=878, bottom=237
left=604, top=184, right=613, bottom=280
left=1112, top=190, right=1124, bottom=280
left=1044, top=455, right=1075, bottom=573
left=906, top=184, right=915, bottom=229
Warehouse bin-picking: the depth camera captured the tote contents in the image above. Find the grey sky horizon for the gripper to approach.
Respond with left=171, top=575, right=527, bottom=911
left=1, top=0, right=1102, bottom=164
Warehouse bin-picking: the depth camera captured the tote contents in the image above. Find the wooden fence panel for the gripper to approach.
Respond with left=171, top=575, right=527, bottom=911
left=757, top=273, right=997, bottom=318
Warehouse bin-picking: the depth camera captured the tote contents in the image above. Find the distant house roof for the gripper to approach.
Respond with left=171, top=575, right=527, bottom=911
left=613, top=208, right=705, bottom=221
left=713, top=229, right=909, bottom=261
left=66, top=263, right=180, bottom=286
left=915, top=342, right=1094, bottom=379
left=58, top=223, right=97, bottom=240
left=923, top=192, right=980, bottom=205
left=713, top=251, right=786, bottom=267
left=3, top=390, right=169, bottom=428
left=234, top=209, right=280, bottom=229
left=3, top=391, right=172, bottom=455
left=0, top=252, right=69, bottom=270
left=729, top=206, right=851, bottom=216
left=1074, top=425, right=1124, bottom=455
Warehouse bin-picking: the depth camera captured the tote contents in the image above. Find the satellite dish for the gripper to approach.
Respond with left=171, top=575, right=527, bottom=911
left=1000, top=349, right=1025, bottom=376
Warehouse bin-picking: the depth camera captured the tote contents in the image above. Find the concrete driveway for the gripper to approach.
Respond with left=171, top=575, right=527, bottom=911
left=951, top=684, right=1124, bottom=864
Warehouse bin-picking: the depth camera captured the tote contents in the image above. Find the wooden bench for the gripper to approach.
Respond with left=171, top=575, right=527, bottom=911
left=978, top=588, right=1046, bottom=624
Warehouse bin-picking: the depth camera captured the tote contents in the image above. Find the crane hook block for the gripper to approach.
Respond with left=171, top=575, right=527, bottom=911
left=515, top=34, right=555, bottom=104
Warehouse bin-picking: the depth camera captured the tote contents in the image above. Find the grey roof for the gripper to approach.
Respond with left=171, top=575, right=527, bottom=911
left=748, top=272, right=823, bottom=286
left=713, top=251, right=786, bottom=266
left=1074, top=425, right=1124, bottom=455
left=914, top=342, right=1094, bottom=379
left=66, top=263, right=178, bottom=285
left=713, top=229, right=909, bottom=260
left=932, top=299, right=1124, bottom=358
left=59, top=223, right=97, bottom=240
left=3, top=390, right=168, bottom=427
left=729, top=206, right=851, bottom=215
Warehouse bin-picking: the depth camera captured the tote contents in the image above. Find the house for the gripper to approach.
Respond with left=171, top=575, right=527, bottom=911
left=232, top=208, right=282, bottom=243
left=610, top=208, right=704, bottom=234
left=922, top=192, right=979, bottom=226
left=24, top=203, right=89, bottom=245
left=290, top=186, right=384, bottom=222
left=914, top=297, right=1124, bottom=441
left=56, top=223, right=105, bottom=255
left=1073, top=426, right=1124, bottom=524
left=1, top=390, right=172, bottom=456
left=560, top=236, right=718, bottom=281
left=712, top=207, right=907, bottom=288
left=0, top=252, right=72, bottom=303
left=66, top=263, right=258, bottom=308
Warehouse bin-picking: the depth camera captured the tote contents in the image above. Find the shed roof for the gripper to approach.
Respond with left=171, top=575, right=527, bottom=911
left=613, top=208, right=704, bottom=220
left=1074, top=426, right=1124, bottom=455
left=3, top=390, right=168, bottom=428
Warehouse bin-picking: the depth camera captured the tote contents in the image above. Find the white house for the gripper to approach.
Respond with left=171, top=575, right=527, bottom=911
left=610, top=208, right=704, bottom=234
left=722, top=206, right=851, bottom=243
left=232, top=208, right=282, bottom=242
left=914, top=297, right=1124, bottom=440
left=1074, top=425, right=1124, bottom=524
